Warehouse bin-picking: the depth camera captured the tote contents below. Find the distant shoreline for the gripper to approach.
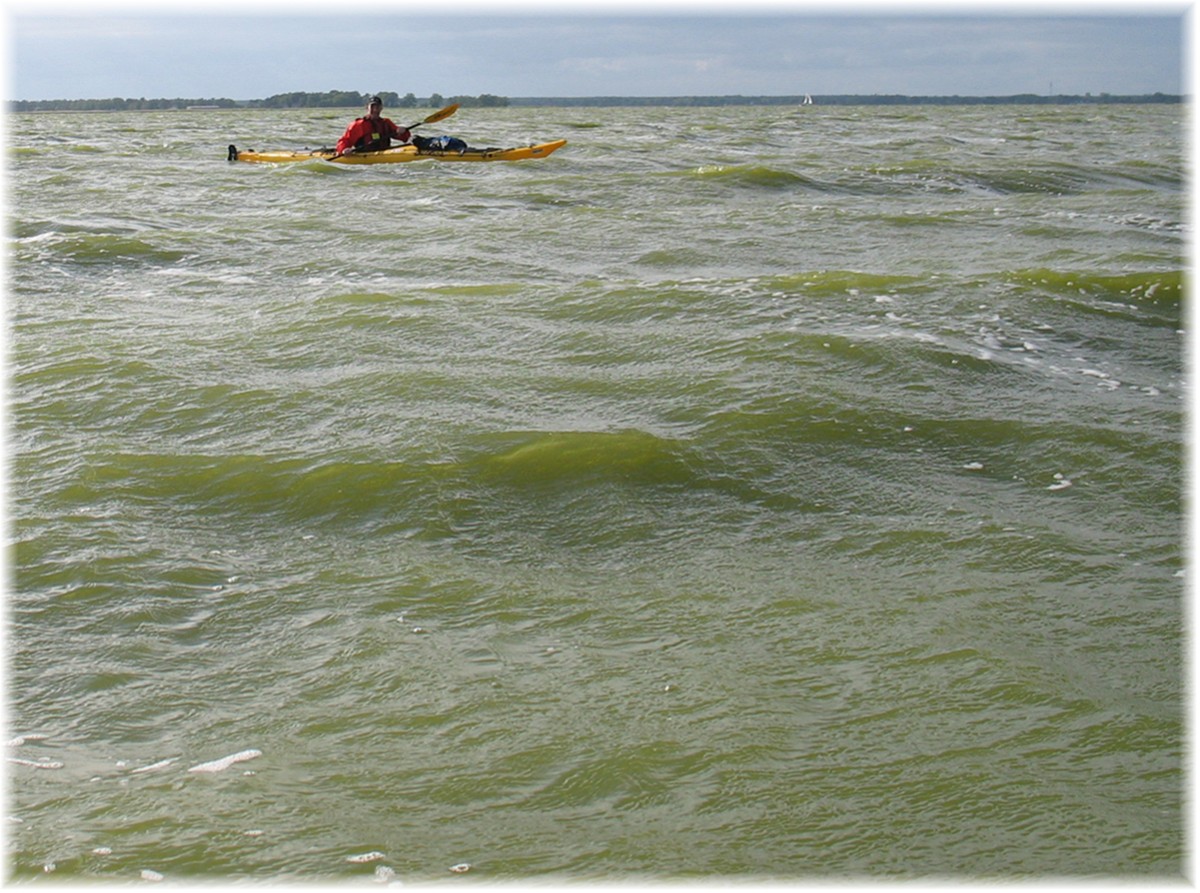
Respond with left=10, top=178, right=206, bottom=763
left=8, top=92, right=1185, bottom=112
left=510, top=93, right=1184, bottom=107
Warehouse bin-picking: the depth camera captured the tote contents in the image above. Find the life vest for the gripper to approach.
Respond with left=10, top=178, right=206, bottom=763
left=356, top=116, right=395, bottom=150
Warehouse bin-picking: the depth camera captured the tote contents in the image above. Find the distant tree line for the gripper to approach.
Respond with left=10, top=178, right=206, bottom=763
left=8, top=96, right=242, bottom=111
left=247, top=91, right=508, bottom=109
left=10, top=91, right=511, bottom=112
left=10, top=91, right=1181, bottom=113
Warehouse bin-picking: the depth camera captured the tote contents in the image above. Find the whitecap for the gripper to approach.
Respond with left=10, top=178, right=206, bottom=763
left=347, top=851, right=386, bottom=864
left=374, top=865, right=397, bottom=883
left=131, top=757, right=179, bottom=774
left=8, top=757, right=64, bottom=770
left=187, top=748, right=262, bottom=773
left=1047, top=473, right=1073, bottom=491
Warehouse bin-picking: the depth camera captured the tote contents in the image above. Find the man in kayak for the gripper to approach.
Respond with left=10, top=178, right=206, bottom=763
left=335, top=96, right=411, bottom=157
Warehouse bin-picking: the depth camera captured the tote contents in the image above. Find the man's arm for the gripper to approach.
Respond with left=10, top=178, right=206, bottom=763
left=335, top=119, right=367, bottom=156
left=387, top=119, right=412, bottom=144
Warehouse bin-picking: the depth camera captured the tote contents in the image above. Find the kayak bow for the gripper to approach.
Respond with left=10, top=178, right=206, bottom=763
left=227, top=139, right=567, bottom=165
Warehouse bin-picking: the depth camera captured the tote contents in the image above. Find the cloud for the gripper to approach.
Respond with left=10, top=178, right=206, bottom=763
left=9, top=11, right=1185, bottom=101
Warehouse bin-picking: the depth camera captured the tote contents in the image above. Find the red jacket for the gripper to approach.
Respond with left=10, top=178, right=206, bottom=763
left=336, top=116, right=411, bottom=154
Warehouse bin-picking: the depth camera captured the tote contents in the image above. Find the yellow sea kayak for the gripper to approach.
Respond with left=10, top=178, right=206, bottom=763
left=227, top=139, right=567, bottom=165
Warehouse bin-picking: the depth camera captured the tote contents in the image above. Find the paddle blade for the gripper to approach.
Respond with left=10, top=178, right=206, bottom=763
left=423, top=103, right=459, bottom=125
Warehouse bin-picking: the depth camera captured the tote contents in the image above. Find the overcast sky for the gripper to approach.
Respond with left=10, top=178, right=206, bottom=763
left=4, top=3, right=1188, bottom=101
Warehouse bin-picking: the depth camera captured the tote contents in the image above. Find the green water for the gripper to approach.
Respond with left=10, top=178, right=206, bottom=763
left=8, top=104, right=1185, bottom=881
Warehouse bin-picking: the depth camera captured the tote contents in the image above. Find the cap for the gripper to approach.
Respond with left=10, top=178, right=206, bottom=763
left=369, top=96, right=383, bottom=105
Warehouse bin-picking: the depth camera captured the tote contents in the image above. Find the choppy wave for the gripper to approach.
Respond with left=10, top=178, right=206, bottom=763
left=8, top=103, right=1183, bottom=881
left=684, top=163, right=820, bottom=191
left=14, top=228, right=188, bottom=266
left=1005, top=268, right=1182, bottom=317
left=468, top=429, right=694, bottom=488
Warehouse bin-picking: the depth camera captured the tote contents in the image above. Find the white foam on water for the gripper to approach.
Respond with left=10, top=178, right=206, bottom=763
left=1080, top=367, right=1122, bottom=389
left=130, top=757, right=179, bottom=774
left=8, top=757, right=64, bottom=770
left=1047, top=473, right=1074, bottom=491
left=346, top=851, right=386, bottom=864
left=373, top=865, right=397, bottom=883
left=187, top=748, right=262, bottom=774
